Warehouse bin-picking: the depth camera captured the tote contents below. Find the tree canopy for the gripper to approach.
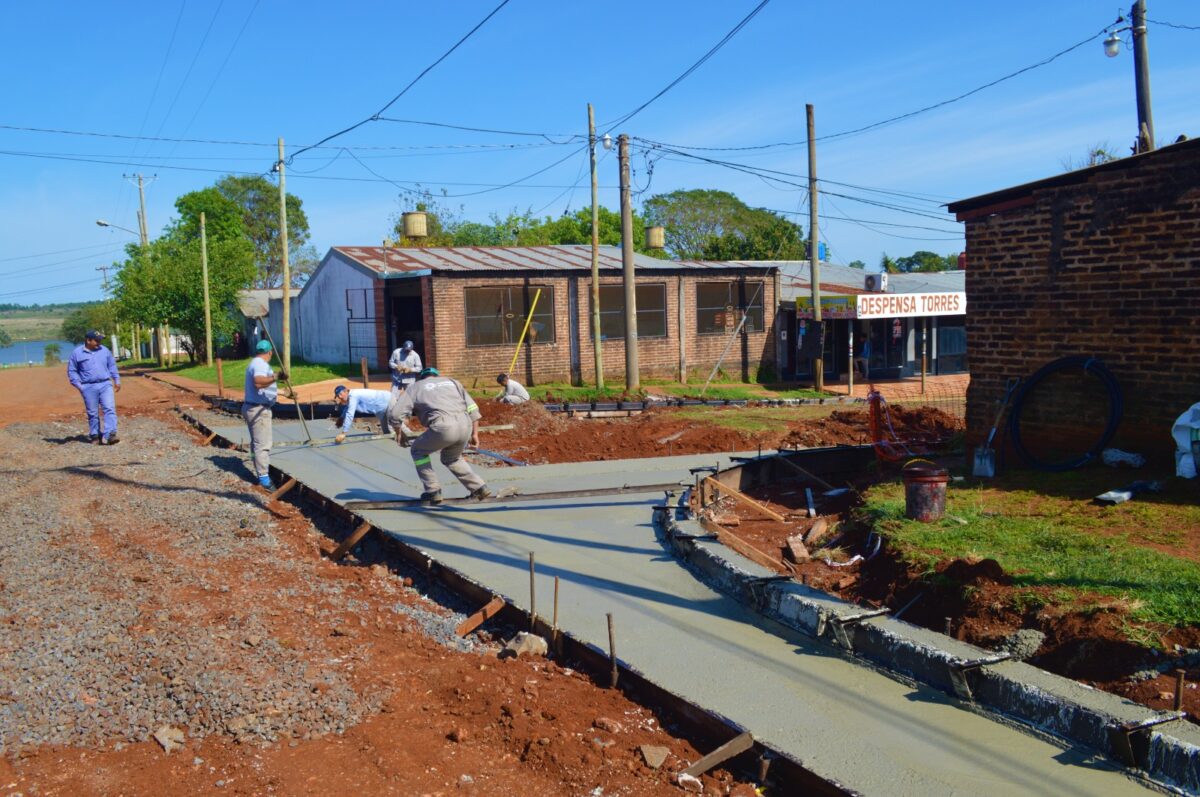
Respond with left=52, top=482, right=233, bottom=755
left=642, top=189, right=804, bottom=260
left=212, top=175, right=313, bottom=287
left=61, top=302, right=117, bottom=343
left=880, top=250, right=960, bottom=273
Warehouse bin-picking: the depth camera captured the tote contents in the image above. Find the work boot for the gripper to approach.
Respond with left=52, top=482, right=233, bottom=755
left=104, top=434, right=120, bottom=445
left=469, top=485, right=493, bottom=501
left=258, top=474, right=273, bottom=489
left=420, top=490, right=443, bottom=506
left=88, top=434, right=99, bottom=444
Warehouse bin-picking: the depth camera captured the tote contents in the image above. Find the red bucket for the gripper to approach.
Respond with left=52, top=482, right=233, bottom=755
left=902, top=460, right=949, bottom=522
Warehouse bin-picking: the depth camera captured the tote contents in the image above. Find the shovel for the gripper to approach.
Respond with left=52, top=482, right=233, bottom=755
left=972, top=377, right=1019, bottom=478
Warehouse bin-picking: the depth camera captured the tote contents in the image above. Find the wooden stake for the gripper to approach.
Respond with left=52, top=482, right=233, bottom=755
left=528, top=552, right=537, bottom=631
left=202, top=431, right=217, bottom=445
left=456, top=596, right=505, bottom=637
left=215, top=358, right=224, bottom=399
left=1175, top=669, right=1187, bottom=712
left=682, top=731, right=755, bottom=778
left=360, top=357, right=369, bottom=389
left=268, top=477, right=297, bottom=504
left=606, top=612, right=618, bottom=688
left=703, top=477, right=785, bottom=522
left=330, top=521, right=373, bottom=562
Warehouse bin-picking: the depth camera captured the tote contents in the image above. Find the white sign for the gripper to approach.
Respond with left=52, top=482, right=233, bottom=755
left=856, top=291, right=966, bottom=319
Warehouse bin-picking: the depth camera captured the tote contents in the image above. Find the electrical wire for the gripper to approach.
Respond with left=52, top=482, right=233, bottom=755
left=149, top=0, right=227, bottom=144
left=376, top=116, right=579, bottom=142
left=0, top=242, right=124, bottom=264
left=601, top=0, right=771, bottom=134
left=0, top=277, right=102, bottom=300
left=287, top=0, right=513, bottom=163
left=1147, top=18, right=1200, bottom=31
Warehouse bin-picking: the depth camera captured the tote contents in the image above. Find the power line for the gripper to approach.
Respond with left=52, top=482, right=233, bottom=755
left=0, top=277, right=102, bottom=300
left=376, top=116, right=578, bottom=142
left=287, top=0, right=513, bottom=163
left=0, top=251, right=125, bottom=279
left=602, top=0, right=771, bottom=134
left=763, top=206, right=961, bottom=235
left=1147, top=18, right=1200, bottom=31
left=0, top=242, right=124, bottom=264
left=149, top=1, right=227, bottom=144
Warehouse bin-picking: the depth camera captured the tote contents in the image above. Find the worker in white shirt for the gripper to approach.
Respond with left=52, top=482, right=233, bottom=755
left=332, top=385, right=393, bottom=443
left=388, top=340, right=422, bottom=396
left=495, top=373, right=530, bottom=405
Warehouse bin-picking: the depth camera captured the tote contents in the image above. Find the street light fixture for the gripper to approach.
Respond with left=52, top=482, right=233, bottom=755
left=95, top=219, right=140, bottom=237
left=1103, top=30, right=1123, bottom=57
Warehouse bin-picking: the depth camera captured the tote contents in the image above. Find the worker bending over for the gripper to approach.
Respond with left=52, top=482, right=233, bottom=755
left=495, top=372, right=530, bottom=405
left=388, top=367, right=492, bottom=505
left=332, top=385, right=392, bottom=442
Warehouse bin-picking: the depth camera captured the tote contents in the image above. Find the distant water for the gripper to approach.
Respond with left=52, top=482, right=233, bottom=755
left=0, top=339, right=77, bottom=367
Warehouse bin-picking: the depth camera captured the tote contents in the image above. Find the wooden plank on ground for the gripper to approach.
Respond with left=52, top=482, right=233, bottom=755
left=682, top=731, right=755, bottom=778
left=703, top=477, right=785, bottom=523
left=478, top=423, right=515, bottom=432
left=330, top=521, right=374, bottom=562
left=700, top=517, right=794, bottom=575
left=455, top=596, right=506, bottom=637
left=268, top=477, right=297, bottom=504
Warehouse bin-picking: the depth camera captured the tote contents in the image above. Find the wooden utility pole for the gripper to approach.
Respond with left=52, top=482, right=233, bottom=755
left=1131, top=0, right=1155, bottom=151
left=200, top=211, right=213, bottom=366
left=135, top=174, right=150, bottom=247
left=618, top=133, right=639, bottom=391
left=588, top=104, right=605, bottom=390
left=806, top=104, right=824, bottom=392
left=278, top=137, right=292, bottom=374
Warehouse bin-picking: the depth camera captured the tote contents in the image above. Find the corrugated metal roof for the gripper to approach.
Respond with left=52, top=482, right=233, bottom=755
left=236, top=288, right=284, bottom=318
left=332, top=245, right=766, bottom=275
left=738, top=260, right=964, bottom=302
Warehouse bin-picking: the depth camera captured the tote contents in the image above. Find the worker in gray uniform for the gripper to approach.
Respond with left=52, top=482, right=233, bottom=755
left=388, top=367, right=492, bottom=505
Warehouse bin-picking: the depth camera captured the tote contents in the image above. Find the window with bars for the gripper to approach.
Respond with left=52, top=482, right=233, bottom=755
left=696, top=281, right=764, bottom=334
left=596, top=284, right=668, bottom=339
left=464, top=285, right=555, bottom=346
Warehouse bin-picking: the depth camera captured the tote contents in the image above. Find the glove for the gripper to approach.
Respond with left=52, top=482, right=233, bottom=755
left=276, top=370, right=289, bottom=382
left=335, top=433, right=346, bottom=444
left=396, top=431, right=411, bottom=448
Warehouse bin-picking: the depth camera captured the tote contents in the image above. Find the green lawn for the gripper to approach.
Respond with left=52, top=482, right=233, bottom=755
left=674, top=404, right=839, bottom=432
left=527, top=381, right=831, bottom=403
left=154, top=357, right=362, bottom=387
left=863, top=476, right=1200, bottom=628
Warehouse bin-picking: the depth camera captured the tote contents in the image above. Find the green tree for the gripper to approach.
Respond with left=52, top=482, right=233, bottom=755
left=61, top=301, right=118, bottom=343
left=642, top=189, right=803, bottom=260
left=892, top=250, right=959, bottom=273
left=848, top=259, right=867, bottom=269
left=43, top=343, right=61, bottom=365
left=172, top=186, right=246, bottom=241
left=0, top=326, right=11, bottom=348
left=213, top=175, right=311, bottom=288
left=880, top=253, right=899, bottom=274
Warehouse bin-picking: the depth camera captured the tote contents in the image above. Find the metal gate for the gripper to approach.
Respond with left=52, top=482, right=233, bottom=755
left=346, top=287, right=377, bottom=365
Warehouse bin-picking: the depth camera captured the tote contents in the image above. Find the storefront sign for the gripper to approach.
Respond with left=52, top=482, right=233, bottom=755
left=795, top=295, right=855, bottom=319
left=856, top=291, right=966, bottom=319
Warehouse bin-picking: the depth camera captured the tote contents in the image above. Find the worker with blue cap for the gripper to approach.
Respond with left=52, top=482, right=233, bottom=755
left=332, top=383, right=393, bottom=442
left=388, top=339, right=422, bottom=396
left=242, top=340, right=285, bottom=488
left=387, top=366, right=491, bottom=505
left=66, top=329, right=121, bottom=444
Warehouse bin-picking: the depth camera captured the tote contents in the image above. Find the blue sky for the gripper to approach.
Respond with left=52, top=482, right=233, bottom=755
left=2, top=0, right=1198, bottom=304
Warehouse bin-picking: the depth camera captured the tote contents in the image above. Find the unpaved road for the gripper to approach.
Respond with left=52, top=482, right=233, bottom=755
left=0, top=368, right=748, bottom=796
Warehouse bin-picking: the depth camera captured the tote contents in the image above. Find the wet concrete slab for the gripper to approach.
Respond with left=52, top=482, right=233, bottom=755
left=211, top=420, right=1157, bottom=795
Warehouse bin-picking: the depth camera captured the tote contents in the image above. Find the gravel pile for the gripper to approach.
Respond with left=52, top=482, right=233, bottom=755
left=0, top=416, right=409, bottom=753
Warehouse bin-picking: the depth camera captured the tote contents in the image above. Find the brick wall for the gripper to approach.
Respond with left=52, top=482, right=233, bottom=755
left=425, top=270, right=776, bottom=387
left=959, top=140, right=1200, bottom=458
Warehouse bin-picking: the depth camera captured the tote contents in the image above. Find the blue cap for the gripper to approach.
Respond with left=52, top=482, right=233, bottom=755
left=402, top=339, right=414, bottom=350
left=255, top=340, right=272, bottom=353
left=334, top=385, right=348, bottom=398
left=85, top=330, right=103, bottom=341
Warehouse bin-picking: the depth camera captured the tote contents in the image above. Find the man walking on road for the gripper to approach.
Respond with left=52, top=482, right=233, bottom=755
left=495, top=373, right=529, bottom=405
left=67, top=330, right=121, bottom=444
left=242, top=340, right=284, bottom=489
left=332, top=384, right=392, bottom=442
left=388, top=367, right=491, bottom=505
left=388, top=340, right=421, bottom=396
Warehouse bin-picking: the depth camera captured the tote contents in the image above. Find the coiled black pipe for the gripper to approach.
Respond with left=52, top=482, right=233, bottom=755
left=1007, top=356, right=1123, bottom=472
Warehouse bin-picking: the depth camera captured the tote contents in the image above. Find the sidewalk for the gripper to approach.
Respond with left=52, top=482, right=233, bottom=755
left=136, top=368, right=393, bottom=403
left=831, top=372, right=969, bottom=400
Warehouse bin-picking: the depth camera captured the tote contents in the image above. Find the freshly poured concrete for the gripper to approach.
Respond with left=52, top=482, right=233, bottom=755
left=215, top=420, right=1157, bottom=795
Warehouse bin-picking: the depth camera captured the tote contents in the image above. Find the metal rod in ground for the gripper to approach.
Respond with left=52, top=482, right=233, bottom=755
left=607, top=612, right=618, bottom=688
left=1176, top=669, right=1187, bottom=712
left=528, top=552, right=536, bottom=631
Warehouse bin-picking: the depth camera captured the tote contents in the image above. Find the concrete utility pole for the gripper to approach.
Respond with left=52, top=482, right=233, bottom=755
left=806, top=104, right=824, bottom=392
left=618, top=133, right=639, bottom=391
left=277, top=137, right=292, bottom=374
left=134, top=174, right=150, bottom=247
left=588, top=104, right=605, bottom=390
left=200, top=211, right=213, bottom=367
left=1131, top=0, right=1155, bottom=151
left=95, top=265, right=111, bottom=295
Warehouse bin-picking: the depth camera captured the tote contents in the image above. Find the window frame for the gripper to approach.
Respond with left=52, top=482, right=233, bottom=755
left=463, top=284, right=556, bottom=347
left=595, top=283, right=668, bottom=340
left=695, top=280, right=765, bottom=336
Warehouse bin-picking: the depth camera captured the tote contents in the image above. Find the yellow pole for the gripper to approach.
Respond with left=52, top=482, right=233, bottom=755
left=507, top=289, right=542, bottom=376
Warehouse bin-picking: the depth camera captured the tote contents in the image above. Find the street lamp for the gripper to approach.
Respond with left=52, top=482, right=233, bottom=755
left=95, top=219, right=140, bottom=238
left=1103, top=0, right=1154, bottom=152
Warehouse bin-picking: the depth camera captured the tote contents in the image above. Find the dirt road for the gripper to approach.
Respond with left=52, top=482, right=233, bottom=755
left=0, top=368, right=749, bottom=796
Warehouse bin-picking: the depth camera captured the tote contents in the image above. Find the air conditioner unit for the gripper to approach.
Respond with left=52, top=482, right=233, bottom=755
left=864, top=272, right=889, bottom=292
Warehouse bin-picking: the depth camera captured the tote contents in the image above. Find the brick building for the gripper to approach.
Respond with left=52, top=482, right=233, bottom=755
left=290, top=245, right=777, bottom=386
left=947, top=137, right=1200, bottom=456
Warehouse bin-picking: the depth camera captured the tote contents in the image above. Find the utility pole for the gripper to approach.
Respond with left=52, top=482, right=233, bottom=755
left=277, top=137, right=292, bottom=374
left=588, top=104, right=605, bottom=390
left=618, top=134, right=639, bottom=391
left=1131, top=0, right=1155, bottom=151
left=127, top=172, right=165, bottom=367
left=95, top=265, right=112, bottom=295
left=806, top=104, right=824, bottom=392
left=200, top=211, right=213, bottom=367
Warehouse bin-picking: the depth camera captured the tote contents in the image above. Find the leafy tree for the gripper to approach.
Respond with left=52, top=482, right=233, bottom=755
left=892, top=250, right=960, bottom=273
left=172, top=186, right=246, bottom=241
left=213, top=175, right=311, bottom=288
left=0, top=326, right=10, bottom=347
left=848, top=259, right=867, bottom=269
left=62, top=301, right=118, bottom=343
left=880, top=253, right=898, bottom=274
left=43, top=343, right=61, bottom=365
left=642, top=189, right=803, bottom=260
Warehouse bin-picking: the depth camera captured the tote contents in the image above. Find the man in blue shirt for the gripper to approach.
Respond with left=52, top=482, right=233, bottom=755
left=332, top=384, right=393, bottom=443
left=242, top=340, right=284, bottom=488
left=67, top=330, right=121, bottom=444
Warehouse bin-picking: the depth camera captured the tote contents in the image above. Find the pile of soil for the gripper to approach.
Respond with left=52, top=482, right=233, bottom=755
left=478, top=401, right=964, bottom=464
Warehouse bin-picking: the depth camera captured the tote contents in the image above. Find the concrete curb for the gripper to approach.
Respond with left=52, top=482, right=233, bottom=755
left=656, top=495, right=1200, bottom=794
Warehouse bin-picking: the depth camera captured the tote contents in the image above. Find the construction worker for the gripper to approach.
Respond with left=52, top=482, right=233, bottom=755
left=388, top=340, right=422, bottom=396
left=495, top=373, right=530, bottom=405
left=332, top=384, right=392, bottom=442
left=67, top=330, right=121, bottom=444
left=388, top=366, right=491, bottom=505
left=242, top=340, right=284, bottom=489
